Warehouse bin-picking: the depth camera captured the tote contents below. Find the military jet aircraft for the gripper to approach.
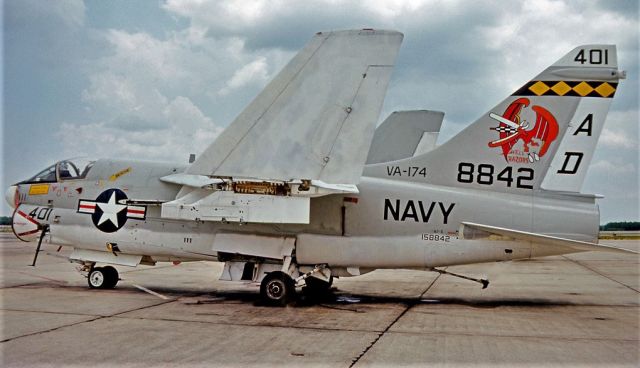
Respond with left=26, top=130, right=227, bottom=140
left=6, top=29, right=633, bottom=305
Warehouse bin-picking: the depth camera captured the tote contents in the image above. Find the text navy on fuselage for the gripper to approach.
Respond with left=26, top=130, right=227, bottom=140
left=383, top=198, right=455, bottom=224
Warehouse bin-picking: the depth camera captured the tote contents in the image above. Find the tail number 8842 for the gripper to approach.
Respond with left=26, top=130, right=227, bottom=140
left=456, top=163, right=534, bottom=189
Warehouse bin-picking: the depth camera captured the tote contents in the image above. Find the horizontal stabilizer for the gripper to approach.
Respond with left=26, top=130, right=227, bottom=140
left=186, top=29, right=403, bottom=184
left=366, top=110, right=444, bottom=164
left=460, top=222, right=637, bottom=254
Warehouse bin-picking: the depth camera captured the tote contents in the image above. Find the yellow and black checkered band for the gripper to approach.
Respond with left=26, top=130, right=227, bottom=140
left=512, top=80, right=617, bottom=98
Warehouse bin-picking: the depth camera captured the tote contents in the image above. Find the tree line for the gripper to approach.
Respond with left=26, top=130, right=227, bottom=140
left=600, top=222, right=640, bottom=231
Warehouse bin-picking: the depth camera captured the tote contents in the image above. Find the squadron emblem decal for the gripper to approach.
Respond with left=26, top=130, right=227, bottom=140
left=488, top=98, right=559, bottom=164
left=77, top=188, right=146, bottom=233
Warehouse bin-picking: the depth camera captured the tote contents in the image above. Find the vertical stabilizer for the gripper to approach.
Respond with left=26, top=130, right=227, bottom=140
left=365, top=45, right=624, bottom=194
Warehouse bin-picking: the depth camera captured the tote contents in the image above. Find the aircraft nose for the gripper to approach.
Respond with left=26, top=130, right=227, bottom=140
left=5, top=185, right=17, bottom=209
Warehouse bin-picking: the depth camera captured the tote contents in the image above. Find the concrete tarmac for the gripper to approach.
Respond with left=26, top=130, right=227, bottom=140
left=1, top=232, right=638, bottom=367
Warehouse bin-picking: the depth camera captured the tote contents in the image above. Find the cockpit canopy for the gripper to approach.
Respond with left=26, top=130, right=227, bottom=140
left=22, top=158, right=96, bottom=183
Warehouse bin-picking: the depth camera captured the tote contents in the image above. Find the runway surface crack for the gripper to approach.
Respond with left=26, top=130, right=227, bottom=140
left=562, top=256, right=639, bottom=293
left=349, top=272, right=443, bottom=368
left=0, top=298, right=175, bottom=343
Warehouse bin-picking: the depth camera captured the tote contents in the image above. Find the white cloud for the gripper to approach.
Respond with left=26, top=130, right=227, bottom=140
left=597, top=109, right=639, bottom=150
left=162, top=0, right=288, bottom=30
left=82, top=72, right=169, bottom=126
left=219, top=57, right=269, bottom=95
left=364, top=0, right=434, bottom=18
left=221, top=0, right=277, bottom=23
left=165, top=96, right=216, bottom=132
left=590, top=159, right=635, bottom=175
left=161, top=0, right=452, bottom=34
left=11, top=0, right=85, bottom=28
left=600, top=129, right=637, bottom=150
left=57, top=96, right=222, bottom=162
left=63, top=24, right=294, bottom=164
left=477, top=1, right=638, bottom=93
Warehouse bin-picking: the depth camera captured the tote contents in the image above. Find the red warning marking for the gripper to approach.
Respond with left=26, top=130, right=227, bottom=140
left=343, top=197, right=359, bottom=204
left=17, top=210, right=40, bottom=225
left=17, top=229, right=40, bottom=237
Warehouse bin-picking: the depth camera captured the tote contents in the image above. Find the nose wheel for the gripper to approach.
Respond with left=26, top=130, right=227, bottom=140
left=88, top=266, right=119, bottom=289
left=260, top=272, right=295, bottom=306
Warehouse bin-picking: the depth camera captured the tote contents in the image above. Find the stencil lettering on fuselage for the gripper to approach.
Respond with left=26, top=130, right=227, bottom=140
left=383, top=199, right=455, bottom=224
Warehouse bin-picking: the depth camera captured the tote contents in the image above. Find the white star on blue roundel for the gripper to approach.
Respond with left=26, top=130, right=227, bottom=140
left=77, top=189, right=147, bottom=233
left=91, top=189, right=129, bottom=233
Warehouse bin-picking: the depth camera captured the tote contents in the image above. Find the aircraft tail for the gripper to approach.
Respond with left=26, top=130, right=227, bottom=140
left=365, top=45, right=625, bottom=193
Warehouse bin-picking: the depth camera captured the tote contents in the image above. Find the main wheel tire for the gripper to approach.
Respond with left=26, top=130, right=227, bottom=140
left=88, top=267, right=106, bottom=289
left=102, top=266, right=119, bottom=289
left=260, top=272, right=295, bottom=306
left=304, top=275, right=333, bottom=295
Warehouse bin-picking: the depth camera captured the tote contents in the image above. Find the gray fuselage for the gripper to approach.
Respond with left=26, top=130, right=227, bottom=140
left=15, top=158, right=598, bottom=270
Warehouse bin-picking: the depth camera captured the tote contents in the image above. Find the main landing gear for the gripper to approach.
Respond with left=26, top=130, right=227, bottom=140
left=87, top=265, right=119, bottom=289
left=260, top=271, right=296, bottom=306
left=259, top=264, right=333, bottom=306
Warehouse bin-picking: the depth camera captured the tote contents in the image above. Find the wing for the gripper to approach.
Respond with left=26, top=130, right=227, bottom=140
left=186, top=29, right=403, bottom=185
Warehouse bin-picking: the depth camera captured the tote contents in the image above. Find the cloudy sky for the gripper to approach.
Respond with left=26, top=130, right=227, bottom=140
left=2, top=0, right=638, bottom=222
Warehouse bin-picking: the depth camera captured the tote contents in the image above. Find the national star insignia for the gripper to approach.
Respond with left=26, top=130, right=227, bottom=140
left=96, top=191, right=127, bottom=227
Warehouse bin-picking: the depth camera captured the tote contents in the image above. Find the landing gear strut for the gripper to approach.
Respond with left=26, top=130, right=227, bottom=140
left=304, top=275, right=333, bottom=294
left=88, top=265, right=119, bottom=289
left=260, top=271, right=295, bottom=306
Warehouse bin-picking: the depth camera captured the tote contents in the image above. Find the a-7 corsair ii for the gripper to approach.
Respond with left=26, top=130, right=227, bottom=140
left=7, top=29, right=634, bottom=305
